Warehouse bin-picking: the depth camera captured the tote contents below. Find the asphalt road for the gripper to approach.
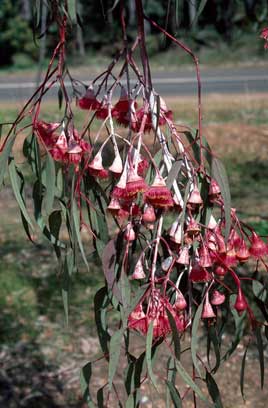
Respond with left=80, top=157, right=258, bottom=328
left=0, top=66, right=267, bottom=102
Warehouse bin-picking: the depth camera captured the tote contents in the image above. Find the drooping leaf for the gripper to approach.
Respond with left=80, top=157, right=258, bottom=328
left=80, top=362, right=96, bottom=407
left=175, top=360, right=211, bottom=405
left=9, top=159, right=33, bottom=229
left=102, top=239, right=122, bottom=302
left=191, top=301, right=203, bottom=378
left=96, top=386, right=105, bottom=408
left=61, top=250, right=74, bottom=325
left=72, top=199, right=89, bottom=269
left=166, top=357, right=177, bottom=408
left=255, top=326, right=265, bottom=388
left=94, top=287, right=111, bottom=357
left=211, top=157, right=231, bottom=241
left=206, top=371, right=223, bottom=408
left=166, top=309, right=181, bottom=361
left=240, top=345, right=248, bottom=400
left=0, top=133, right=16, bottom=188
left=33, top=181, right=65, bottom=248
left=222, top=295, right=245, bottom=362
left=253, top=280, right=267, bottom=303
left=191, top=0, right=208, bottom=27
left=67, top=0, right=77, bottom=23
left=146, top=321, right=158, bottom=390
left=108, top=328, right=124, bottom=390
left=43, top=153, right=56, bottom=214
left=166, top=380, right=182, bottom=408
left=208, top=326, right=221, bottom=374
left=166, top=160, right=183, bottom=189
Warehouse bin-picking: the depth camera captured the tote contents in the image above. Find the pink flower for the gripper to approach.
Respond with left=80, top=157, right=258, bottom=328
left=144, top=174, right=173, bottom=208
left=35, top=120, right=59, bottom=147
left=261, top=27, right=268, bottom=49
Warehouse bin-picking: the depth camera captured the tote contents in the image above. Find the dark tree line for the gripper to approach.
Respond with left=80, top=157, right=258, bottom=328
left=0, top=0, right=267, bottom=67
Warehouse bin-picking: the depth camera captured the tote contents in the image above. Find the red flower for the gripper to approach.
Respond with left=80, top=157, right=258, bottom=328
left=77, top=86, right=101, bottom=110
left=112, top=88, right=138, bottom=127
left=137, top=157, right=149, bottom=177
left=189, top=262, right=211, bottom=282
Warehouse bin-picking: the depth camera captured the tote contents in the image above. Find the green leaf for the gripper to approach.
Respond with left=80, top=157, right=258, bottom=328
left=102, top=240, right=122, bottom=302
left=61, top=250, right=74, bottom=325
left=0, top=133, right=15, bottom=188
left=175, top=360, right=211, bottom=406
left=108, top=328, right=124, bottom=390
left=96, top=386, right=105, bottom=407
left=80, top=362, right=96, bottom=407
left=206, top=371, right=223, bottom=408
left=166, top=160, right=183, bottom=189
left=209, top=326, right=221, bottom=374
left=72, top=199, right=89, bottom=269
left=146, top=321, right=158, bottom=390
left=9, top=159, right=33, bottom=229
left=211, top=157, right=231, bottom=241
left=253, top=281, right=267, bottom=303
left=166, top=380, right=182, bottom=408
left=222, top=295, right=245, bottom=362
left=94, top=287, right=111, bottom=357
left=255, top=326, right=264, bottom=388
left=166, top=357, right=177, bottom=408
left=240, top=346, right=248, bottom=400
left=166, top=309, right=181, bottom=361
left=33, top=182, right=65, bottom=248
left=191, top=0, right=208, bottom=27
left=67, top=0, right=77, bottom=23
left=191, top=302, right=203, bottom=378
left=43, top=153, right=56, bottom=214
left=183, top=130, right=212, bottom=166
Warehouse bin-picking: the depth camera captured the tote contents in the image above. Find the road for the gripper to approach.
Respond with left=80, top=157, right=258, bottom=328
left=0, top=66, right=267, bottom=102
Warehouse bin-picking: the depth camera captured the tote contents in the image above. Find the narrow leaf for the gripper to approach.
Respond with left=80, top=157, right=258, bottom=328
left=67, top=0, right=77, bottom=23
left=240, top=346, right=248, bottom=400
left=94, top=287, right=111, bottom=357
left=43, top=153, right=56, bottom=214
left=102, top=239, right=122, bottom=302
left=211, top=157, right=231, bottom=241
left=146, top=321, right=158, bottom=390
left=206, top=371, right=223, bottom=408
left=72, top=199, right=89, bottom=269
left=0, top=133, right=15, bottom=188
left=191, top=302, right=203, bottom=378
left=175, top=360, right=211, bottom=406
left=166, top=160, right=183, bottom=189
left=166, top=308, right=181, bottom=361
left=166, top=380, right=182, bottom=408
left=209, top=326, right=221, bottom=373
left=255, top=326, right=264, bottom=388
left=108, top=328, right=124, bottom=390
left=253, top=280, right=267, bottom=303
left=191, top=0, right=208, bottom=27
left=9, top=159, right=33, bottom=228
left=80, top=362, right=96, bottom=407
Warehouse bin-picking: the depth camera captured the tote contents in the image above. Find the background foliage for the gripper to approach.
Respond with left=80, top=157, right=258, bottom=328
left=1, top=0, right=268, bottom=68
